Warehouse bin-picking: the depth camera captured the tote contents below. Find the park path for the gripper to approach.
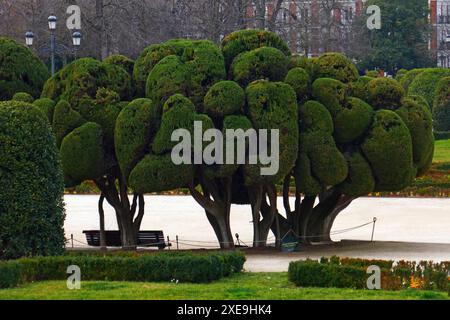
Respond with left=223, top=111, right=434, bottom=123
left=244, top=240, right=450, bottom=272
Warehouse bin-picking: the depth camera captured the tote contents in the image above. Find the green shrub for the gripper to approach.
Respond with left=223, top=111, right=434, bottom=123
left=52, top=100, right=86, bottom=147
left=284, top=67, right=310, bottom=102
left=145, top=40, right=226, bottom=109
left=104, top=54, right=135, bottom=76
left=0, top=37, right=49, bottom=100
left=41, top=58, right=132, bottom=112
left=33, top=98, right=56, bottom=123
left=60, top=122, right=106, bottom=185
left=337, top=151, right=375, bottom=197
left=367, top=77, right=405, bottom=110
left=361, top=110, right=415, bottom=191
left=333, top=97, right=374, bottom=144
left=231, top=47, right=289, bottom=87
left=347, top=76, right=373, bottom=101
left=399, top=69, right=425, bottom=90
left=288, top=260, right=366, bottom=289
left=0, top=251, right=246, bottom=288
left=433, top=77, right=450, bottom=132
left=314, top=52, right=359, bottom=83
left=221, top=29, right=290, bottom=69
left=288, top=55, right=318, bottom=78
left=0, top=101, right=65, bottom=260
left=396, top=98, right=434, bottom=175
left=408, top=68, right=450, bottom=107
left=245, top=80, right=299, bottom=185
left=115, top=98, right=161, bottom=179
left=204, top=81, right=245, bottom=118
left=12, top=92, right=34, bottom=103
left=434, top=131, right=450, bottom=141
left=312, top=78, right=347, bottom=116
left=295, top=101, right=348, bottom=194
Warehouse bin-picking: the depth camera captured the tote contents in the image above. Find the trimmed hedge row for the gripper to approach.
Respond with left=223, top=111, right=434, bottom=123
left=434, top=131, right=450, bottom=141
left=289, top=257, right=449, bottom=291
left=0, top=251, right=245, bottom=288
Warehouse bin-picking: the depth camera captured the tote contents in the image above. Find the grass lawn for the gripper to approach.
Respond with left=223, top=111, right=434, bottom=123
left=434, top=139, right=450, bottom=163
left=0, top=273, right=447, bottom=300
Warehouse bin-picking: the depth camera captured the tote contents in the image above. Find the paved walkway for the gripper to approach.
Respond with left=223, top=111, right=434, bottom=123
left=244, top=240, right=450, bottom=272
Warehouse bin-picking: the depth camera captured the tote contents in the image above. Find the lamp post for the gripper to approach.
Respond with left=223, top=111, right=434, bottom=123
left=25, top=15, right=82, bottom=76
left=48, top=15, right=57, bottom=76
left=25, top=31, right=34, bottom=47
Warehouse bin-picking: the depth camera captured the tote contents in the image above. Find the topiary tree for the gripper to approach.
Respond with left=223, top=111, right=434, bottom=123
left=0, top=101, right=65, bottom=259
left=41, top=58, right=144, bottom=249
left=12, top=92, right=34, bottom=103
left=276, top=53, right=433, bottom=245
left=0, top=38, right=49, bottom=100
left=433, top=77, right=450, bottom=133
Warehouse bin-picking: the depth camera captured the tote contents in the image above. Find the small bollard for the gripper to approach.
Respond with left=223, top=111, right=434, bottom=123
left=176, top=235, right=179, bottom=250
left=71, top=234, right=74, bottom=248
left=167, top=236, right=171, bottom=250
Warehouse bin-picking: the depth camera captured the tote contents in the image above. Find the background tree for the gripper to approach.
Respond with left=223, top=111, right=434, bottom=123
left=350, top=0, right=433, bottom=73
left=0, top=101, right=65, bottom=259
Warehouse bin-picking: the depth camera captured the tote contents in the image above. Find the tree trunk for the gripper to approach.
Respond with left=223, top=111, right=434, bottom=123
left=189, top=175, right=235, bottom=250
left=96, top=174, right=146, bottom=250
left=98, top=194, right=107, bottom=250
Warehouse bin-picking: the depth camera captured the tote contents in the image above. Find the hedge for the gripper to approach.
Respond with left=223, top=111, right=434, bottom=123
left=289, top=257, right=449, bottom=291
left=0, top=251, right=246, bottom=288
left=434, top=131, right=450, bottom=141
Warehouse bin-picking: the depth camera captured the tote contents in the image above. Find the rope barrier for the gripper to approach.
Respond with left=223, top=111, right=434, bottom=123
left=64, top=218, right=377, bottom=249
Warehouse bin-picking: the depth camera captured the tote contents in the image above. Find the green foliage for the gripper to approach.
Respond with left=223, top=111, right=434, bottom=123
left=33, top=98, right=56, bottom=123
left=133, top=43, right=178, bottom=97
left=433, top=77, right=450, bottom=132
left=221, top=29, right=290, bottom=69
left=245, top=80, right=299, bottom=185
left=129, top=154, right=194, bottom=194
left=41, top=58, right=132, bottom=111
left=52, top=100, right=86, bottom=147
left=347, top=76, right=373, bottom=101
left=407, top=94, right=431, bottom=111
left=115, top=98, right=161, bottom=179
left=354, top=0, right=432, bottom=73
left=361, top=110, right=415, bottom=191
left=338, top=151, right=375, bottom=196
left=152, top=94, right=213, bottom=155
left=434, top=131, right=450, bottom=141
left=0, top=251, right=245, bottom=288
left=395, top=69, right=408, bottom=82
left=312, top=78, right=347, bottom=116
left=0, top=37, right=49, bottom=100
left=284, top=67, right=310, bottom=102
left=12, top=92, right=34, bottom=103
left=0, top=101, right=65, bottom=260
left=146, top=40, right=226, bottom=110
left=60, top=122, right=106, bottom=186
left=334, top=97, right=374, bottom=144
left=288, top=55, right=318, bottom=78
left=288, top=260, right=366, bottom=289
left=408, top=68, right=450, bottom=107
left=104, top=54, right=135, bottom=76
left=396, top=98, right=434, bottom=175
left=295, top=101, right=348, bottom=194
left=367, top=77, right=405, bottom=110
left=399, top=69, right=426, bottom=90
left=231, top=47, right=289, bottom=87
left=315, top=53, right=359, bottom=83
left=204, top=81, right=245, bottom=119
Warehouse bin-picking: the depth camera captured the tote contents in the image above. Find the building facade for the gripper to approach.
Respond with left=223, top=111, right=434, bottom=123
left=430, top=0, right=450, bottom=67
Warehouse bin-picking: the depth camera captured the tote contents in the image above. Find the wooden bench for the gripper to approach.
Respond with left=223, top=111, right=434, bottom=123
left=83, top=230, right=169, bottom=249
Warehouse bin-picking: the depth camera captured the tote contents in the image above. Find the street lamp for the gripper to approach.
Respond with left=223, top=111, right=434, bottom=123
left=25, top=15, right=81, bottom=76
left=48, top=15, right=57, bottom=30
left=25, top=32, right=34, bottom=47
left=72, top=31, right=82, bottom=59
